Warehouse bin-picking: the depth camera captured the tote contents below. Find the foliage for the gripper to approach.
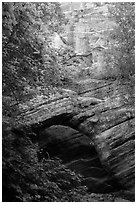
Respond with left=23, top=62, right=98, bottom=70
left=2, top=2, right=67, bottom=117
left=2, top=122, right=88, bottom=202
left=105, top=2, right=135, bottom=78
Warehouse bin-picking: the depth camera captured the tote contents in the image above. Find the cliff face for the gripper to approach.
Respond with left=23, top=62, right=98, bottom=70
left=74, top=79, right=135, bottom=192
left=3, top=2, right=135, bottom=202
left=17, top=77, right=135, bottom=198
left=11, top=3, right=135, bottom=200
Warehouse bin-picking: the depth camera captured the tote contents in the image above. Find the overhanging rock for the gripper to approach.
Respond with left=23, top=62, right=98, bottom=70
left=16, top=79, right=135, bottom=194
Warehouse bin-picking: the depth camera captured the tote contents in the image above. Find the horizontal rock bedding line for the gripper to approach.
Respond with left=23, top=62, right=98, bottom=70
left=15, top=78, right=135, bottom=196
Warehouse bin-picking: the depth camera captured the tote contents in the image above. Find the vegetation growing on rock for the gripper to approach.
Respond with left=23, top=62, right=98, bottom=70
left=2, top=2, right=67, bottom=118
left=3, top=122, right=88, bottom=202
left=103, top=2, right=135, bottom=78
left=2, top=2, right=135, bottom=202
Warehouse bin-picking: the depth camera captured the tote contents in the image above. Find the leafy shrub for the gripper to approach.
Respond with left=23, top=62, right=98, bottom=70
left=2, top=122, right=88, bottom=202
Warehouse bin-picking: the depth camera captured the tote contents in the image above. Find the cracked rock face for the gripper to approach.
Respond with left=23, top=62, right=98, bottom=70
left=75, top=79, right=135, bottom=193
left=18, top=78, right=135, bottom=197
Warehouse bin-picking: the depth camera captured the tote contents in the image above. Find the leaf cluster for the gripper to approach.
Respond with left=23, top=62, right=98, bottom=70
left=2, top=2, right=67, bottom=117
left=105, top=3, right=135, bottom=78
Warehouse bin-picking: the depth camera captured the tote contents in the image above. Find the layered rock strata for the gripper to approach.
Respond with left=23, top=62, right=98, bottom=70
left=17, top=78, right=135, bottom=195
left=38, top=125, right=121, bottom=194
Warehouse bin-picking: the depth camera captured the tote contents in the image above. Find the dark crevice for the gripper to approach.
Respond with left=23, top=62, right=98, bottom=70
left=78, top=82, right=113, bottom=95
left=110, top=133, right=135, bottom=149
left=36, top=124, right=124, bottom=194
left=31, top=113, right=74, bottom=132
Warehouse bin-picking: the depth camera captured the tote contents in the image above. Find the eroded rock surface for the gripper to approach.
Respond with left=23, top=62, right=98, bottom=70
left=17, top=78, right=135, bottom=197
left=38, top=125, right=121, bottom=194
left=74, top=79, right=135, bottom=192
